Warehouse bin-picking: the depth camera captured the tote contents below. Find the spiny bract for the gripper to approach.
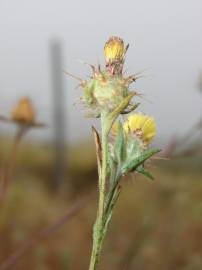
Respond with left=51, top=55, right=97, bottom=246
left=83, top=71, right=129, bottom=111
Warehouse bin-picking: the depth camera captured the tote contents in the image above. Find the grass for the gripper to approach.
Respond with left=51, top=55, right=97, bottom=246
left=0, top=137, right=202, bottom=270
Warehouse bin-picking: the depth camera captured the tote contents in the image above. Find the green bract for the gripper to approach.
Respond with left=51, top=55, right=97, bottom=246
left=83, top=71, right=129, bottom=112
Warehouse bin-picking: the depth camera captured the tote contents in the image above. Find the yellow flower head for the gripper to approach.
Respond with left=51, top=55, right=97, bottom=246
left=104, top=36, right=125, bottom=64
left=123, top=113, right=156, bottom=146
left=11, top=97, right=35, bottom=124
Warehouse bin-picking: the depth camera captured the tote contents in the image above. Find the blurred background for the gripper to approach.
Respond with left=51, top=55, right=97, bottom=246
left=0, top=0, right=202, bottom=269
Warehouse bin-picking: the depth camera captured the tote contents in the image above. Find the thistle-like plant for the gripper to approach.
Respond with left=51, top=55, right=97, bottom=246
left=68, top=36, right=160, bottom=270
left=0, top=97, right=45, bottom=196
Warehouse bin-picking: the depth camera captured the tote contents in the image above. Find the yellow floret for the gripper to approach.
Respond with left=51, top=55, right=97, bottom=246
left=104, top=36, right=125, bottom=63
left=123, top=114, right=156, bottom=145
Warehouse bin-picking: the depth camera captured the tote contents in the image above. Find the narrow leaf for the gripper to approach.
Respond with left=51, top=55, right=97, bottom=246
left=136, top=166, right=154, bottom=180
left=105, top=92, right=135, bottom=134
left=114, top=122, right=125, bottom=165
left=92, top=126, right=102, bottom=179
left=121, top=148, right=161, bottom=174
left=104, top=185, right=121, bottom=230
left=121, top=102, right=140, bottom=114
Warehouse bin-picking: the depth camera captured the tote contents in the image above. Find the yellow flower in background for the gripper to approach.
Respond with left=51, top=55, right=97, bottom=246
left=11, top=97, right=35, bottom=124
left=104, top=36, right=125, bottom=64
left=124, top=113, right=156, bottom=146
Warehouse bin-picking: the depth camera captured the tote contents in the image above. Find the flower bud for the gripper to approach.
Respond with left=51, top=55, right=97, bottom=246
left=104, top=36, right=128, bottom=75
left=104, top=36, right=125, bottom=64
left=11, top=97, right=35, bottom=124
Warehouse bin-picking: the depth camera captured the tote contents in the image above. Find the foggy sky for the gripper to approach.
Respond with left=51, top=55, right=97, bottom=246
left=0, top=0, right=202, bottom=143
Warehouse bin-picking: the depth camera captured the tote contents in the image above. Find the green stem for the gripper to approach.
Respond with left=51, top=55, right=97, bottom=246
left=89, top=110, right=109, bottom=270
left=88, top=94, right=138, bottom=270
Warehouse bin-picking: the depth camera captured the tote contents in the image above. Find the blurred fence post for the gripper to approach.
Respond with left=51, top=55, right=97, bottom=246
left=50, top=39, right=67, bottom=190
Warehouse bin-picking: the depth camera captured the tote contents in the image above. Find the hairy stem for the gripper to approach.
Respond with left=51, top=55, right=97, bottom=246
left=88, top=95, right=135, bottom=270
left=89, top=110, right=109, bottom=270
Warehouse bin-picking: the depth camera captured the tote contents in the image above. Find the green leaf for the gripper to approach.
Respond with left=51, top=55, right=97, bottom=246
left=92, top=126, right=102, bottom=179
left=136, top=166, right=154, bottom=180
left=105, top=183, right=120, bottom=212
left=121, top=102, right=140, bottom=114
left=114, top=122, right=126, bottom=165
left=105, top=92, right=135, bottom=134
left=108, top=154, right=117, bottom=188
left=121, top=148, right=161, bottom=174
left=126, top=138, right=141, bottom=158
left=109, top=92, right=135, bottom=121
left=104, top=185, right=121, bottom=230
